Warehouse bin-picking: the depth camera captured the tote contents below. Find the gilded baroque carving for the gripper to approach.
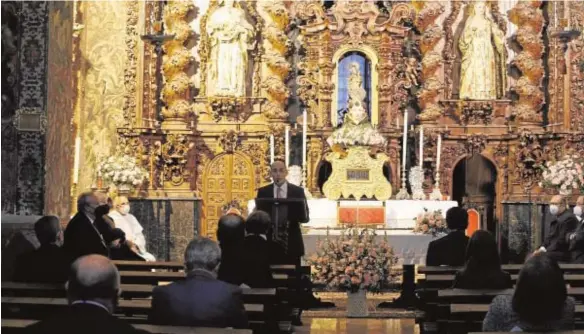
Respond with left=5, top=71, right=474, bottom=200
left=241, top=141, right=270, bottom=185
left=508, top=1, right=544, bottom=124
left=155, top=134, right=193, bottom=186
left=208, top=96, right=247, bottom=122
left=162, top=1, right=194, bottom=125
left=217, top=130, right=241, bottom=154
left=570, top=2, right=584, bottom=132
left=460, top=101, right=493, bottom=125
left=123, top=2, right=139, bottom=127
left=323, top=146, right=391, bottom=200
left=513, top=131, right=545, bottom=189
left=442, top=1, right=463, bottom=98
left=295, top=0, right=325, bottom=25
left=465, top=134, right=488, bottom=155
left=440, top=143, right=467, bottom=196
left=493, top=142, right=510, bottom=196
left=416, top=2, right=445, bottom=122
left=331, top=1, right=381, bottom=42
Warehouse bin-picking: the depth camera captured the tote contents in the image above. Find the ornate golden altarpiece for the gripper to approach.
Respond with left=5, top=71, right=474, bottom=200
left=49, top=1, right=584, bottom=246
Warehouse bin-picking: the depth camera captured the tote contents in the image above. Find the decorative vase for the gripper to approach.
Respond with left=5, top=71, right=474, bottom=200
left=117, top=184, right=132, bottom=196
left=346, top=290, right=368, bottom=317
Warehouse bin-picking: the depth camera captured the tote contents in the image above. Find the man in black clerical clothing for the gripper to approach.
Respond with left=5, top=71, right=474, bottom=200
left=25, top=254, right=144, bottom=334
left=14, top=216, right=68, bottom=283
left=567, top=195, right=584, bottom=263
left=426, top=207, right=469, bottom=266
left=537, top=195, right=578, bottom=263
left=256, top=159, right=310, bottom=267
left=63, top=192, right=109, bottom=263
left=149, top=237, right=248, bottom=328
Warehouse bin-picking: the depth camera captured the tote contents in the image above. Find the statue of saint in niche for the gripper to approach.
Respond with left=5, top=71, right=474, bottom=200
left=328, top=62, right=385, bottom=147
left=458, top=1, right=506, bottom=100
left=206, top=0, right=255, bottom=97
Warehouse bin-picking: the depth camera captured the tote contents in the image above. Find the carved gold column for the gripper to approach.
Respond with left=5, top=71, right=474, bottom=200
left=416, top=2, right=444, bottom=123
left=508, top=1, right=544, bottom=125
left=162, top=1, right=194, bottom=130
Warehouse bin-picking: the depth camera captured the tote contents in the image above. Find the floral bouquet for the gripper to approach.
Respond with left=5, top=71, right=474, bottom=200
left=307, top=227, right=397, bottom=293
left=539, top=154, right=584, bottom=195
left=97, top=155, right=148, bottom=189
left=413, top=208, right=448, bottom=236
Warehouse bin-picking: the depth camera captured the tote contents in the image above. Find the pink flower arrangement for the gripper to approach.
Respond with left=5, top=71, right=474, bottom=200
left=412, top=208, right=447, bottom=236
left=307, top=227, right=397, bottom=293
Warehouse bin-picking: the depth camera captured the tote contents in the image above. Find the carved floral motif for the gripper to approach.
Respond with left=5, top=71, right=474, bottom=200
left=155, top=134, right=193, bottom=186
left=570, top=2, right=584, bottom=132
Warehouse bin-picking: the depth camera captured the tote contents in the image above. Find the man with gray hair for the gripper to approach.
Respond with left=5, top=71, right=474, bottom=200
left=149, top=237, right=248, bottom=328
left=25, top=255, right=144, bottom=333
left=63, top=192, right=108, bottom=263
left=537, top=195, right=578, bottom=262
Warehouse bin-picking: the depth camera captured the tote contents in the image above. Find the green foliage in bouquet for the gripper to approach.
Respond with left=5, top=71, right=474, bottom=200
left=307, top=227, right=397, bottom=293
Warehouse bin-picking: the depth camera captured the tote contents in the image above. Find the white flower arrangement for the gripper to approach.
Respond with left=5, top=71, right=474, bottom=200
left=539, top=154, right=584, bottom=194
left=96, top=155, right=148, bottom=189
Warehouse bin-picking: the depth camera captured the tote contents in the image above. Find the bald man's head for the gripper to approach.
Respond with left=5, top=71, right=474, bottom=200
left=67, top=255, right=120, bottom=308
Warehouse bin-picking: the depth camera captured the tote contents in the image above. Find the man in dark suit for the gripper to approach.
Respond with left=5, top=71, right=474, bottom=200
left=426, top=207, right=469, bottom=266
left=149, top=237, right=248, bottom=328
left=63, top=192, right=109, bottom=263
left=537, top=195, right=578, bottom=262
left=25, top=254, right=144, bottom=334
left=256, top=159, right=309, bottom=267
left=567, top=196, right=584, bottom=263
left=242, top=210, right=273, bottom=288
left=14, top=216, right=68, bottom=283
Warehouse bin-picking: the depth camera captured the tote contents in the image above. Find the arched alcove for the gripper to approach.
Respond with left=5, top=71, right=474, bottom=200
left=452, top=154, right=497, bottom=233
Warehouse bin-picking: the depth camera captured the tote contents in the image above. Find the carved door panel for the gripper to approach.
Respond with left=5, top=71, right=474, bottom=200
left=203, top=153, right=255, bottom=239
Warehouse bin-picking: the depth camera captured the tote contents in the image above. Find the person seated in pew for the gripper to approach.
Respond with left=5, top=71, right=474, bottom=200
left=483, top=253, right=575, bottom=332
left=453, top=230, right=512, bottom=289
left=25, top=254, right=146, bottom=334
left=109, top=196, right=156, bottom=261
left=567, top=195, right=584, bottom=264
left=14, top=216, right=68, bottom=284
left=241, top=210, right=273, bottom=288
left=216, top=209, right=246, bottom=286
left=535, top=195, right=578, bottom=263
left=426, top=207, right=469, bottom=266
left=149, top=237, right=248, bottom=329
left=93, top=204, right=144, bottom=262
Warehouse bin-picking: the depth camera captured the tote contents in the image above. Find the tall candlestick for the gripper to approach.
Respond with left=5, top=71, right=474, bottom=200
left=285, top=126, right=290, bottom=167
left=270, top=134, right=275, bottom=164
left=402, top=110, right=408, bottom=168
left=436, top=133, right=442, bottom=172
left=302, top=110, right=307, bottom=167
left=419, top=126, right=424, bottom=168
left=73, top=136, right=81, bottom=184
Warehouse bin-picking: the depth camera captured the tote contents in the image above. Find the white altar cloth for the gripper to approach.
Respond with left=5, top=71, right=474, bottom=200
left=247, top=199, right=457, bottom=229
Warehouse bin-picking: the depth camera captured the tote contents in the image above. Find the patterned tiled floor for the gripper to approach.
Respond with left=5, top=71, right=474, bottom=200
left=296, top=318, right=420, bottom=334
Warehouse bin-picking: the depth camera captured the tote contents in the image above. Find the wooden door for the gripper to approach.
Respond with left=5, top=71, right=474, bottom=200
left=202, top=153, right=255, bottom=239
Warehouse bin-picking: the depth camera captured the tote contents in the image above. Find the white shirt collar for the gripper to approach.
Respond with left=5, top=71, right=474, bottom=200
left=71, top=300, right=110, bottom=313
left=246, top=233, right=267, bottom=240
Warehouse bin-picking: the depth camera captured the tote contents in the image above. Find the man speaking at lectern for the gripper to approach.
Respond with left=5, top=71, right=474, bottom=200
left=256, top=159, right=309, bottom=267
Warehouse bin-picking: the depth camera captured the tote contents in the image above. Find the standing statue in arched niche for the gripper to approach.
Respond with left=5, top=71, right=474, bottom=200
left=458, top=1, right=506, bottom=100
left=206, top=0, right=255, bottom=97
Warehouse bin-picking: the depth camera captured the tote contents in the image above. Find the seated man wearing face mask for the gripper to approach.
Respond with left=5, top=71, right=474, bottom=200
left=567, top=196, right=584, bottom=264
left=109, top=196, right=156, bottom=262
left=537, top=195, right=579, bottom=263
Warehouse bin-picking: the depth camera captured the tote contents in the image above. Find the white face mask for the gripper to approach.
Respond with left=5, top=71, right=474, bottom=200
left=119, top=204, right=130, bottom=215
left=574, top=205, right=583, bottom=217
left=549, top=204, right=559, bottom=216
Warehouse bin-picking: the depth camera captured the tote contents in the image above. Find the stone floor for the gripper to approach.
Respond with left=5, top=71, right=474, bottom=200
left=296, top=318, right=420, bottom=334
left=304, top=292, right=418, bottom=318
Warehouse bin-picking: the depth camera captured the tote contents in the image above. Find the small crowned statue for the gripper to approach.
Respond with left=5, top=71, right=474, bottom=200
left=327, top=62, right=386, bottom=147
left=206, top=0, right=255, bottom=97
left=458, top=1, right=506, bottom=100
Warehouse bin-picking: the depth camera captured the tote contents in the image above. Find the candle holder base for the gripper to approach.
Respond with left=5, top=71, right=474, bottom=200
left=395, top=188, right=410, bottom=200
left=411, top=190, right=426, bottom=200
left=429, top=186, right=442, bottom=201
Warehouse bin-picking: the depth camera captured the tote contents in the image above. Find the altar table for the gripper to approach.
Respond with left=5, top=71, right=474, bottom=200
left=248, top=199, right=457, bottom=230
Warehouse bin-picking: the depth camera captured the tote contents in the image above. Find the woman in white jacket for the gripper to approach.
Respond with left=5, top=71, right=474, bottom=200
left=110, top=196, right=156, bottom=261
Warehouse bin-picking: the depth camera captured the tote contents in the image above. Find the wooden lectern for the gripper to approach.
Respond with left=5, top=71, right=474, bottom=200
left=254, top=198, right=308, bottom=255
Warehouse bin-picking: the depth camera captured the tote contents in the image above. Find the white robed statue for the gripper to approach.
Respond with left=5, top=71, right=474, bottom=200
left=110, top=196, right=156, bottom=262
left=206, top=0, right=255, bottom=97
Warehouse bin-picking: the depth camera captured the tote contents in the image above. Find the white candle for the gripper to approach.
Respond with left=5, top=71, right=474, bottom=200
left=402, top=111, right=408, bottom=169
left=73, top=136, right=81, bottom=184
left=302, top=110, right=307, bottom=167
left=270, top=134, right=275, bottom=164
left=285, top=126, right=290, bottom=167
left=419, top=126, right=424, bottom=168
left=436, top=133, right=442, bottom=173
